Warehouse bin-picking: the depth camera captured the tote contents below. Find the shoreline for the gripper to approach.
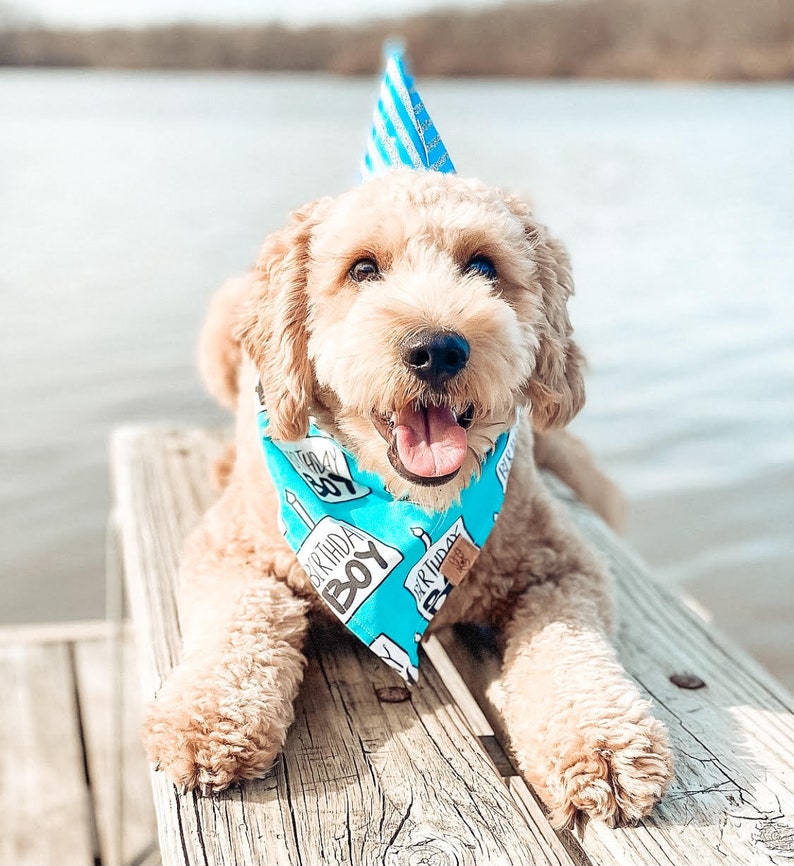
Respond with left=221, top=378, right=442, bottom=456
left=2, top=0, right=792, bottom=82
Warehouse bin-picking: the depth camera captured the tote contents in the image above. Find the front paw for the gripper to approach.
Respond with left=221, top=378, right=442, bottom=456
left=546, top=716, right=673, bottom=828
left=143, top=674, right=289, bottom=794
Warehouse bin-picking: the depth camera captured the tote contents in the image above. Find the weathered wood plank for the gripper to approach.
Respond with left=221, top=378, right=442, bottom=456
left=166, top=624, right=561, bottom=866
left=112, top=426, right=569, bottom=866
left=73, top=631, right=158, bottom=866
left=423, top=634, right=587, bottom=866
left=425, top=632, right=588, bottom=866
left=113, top=428, right=229, bottom=696
left=439, top=473, right=794, bottom=866
left=0, top=641, right=95, bottom=866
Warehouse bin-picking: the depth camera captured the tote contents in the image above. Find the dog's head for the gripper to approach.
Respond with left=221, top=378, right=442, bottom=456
left=238, top=169, right=584, bottom=508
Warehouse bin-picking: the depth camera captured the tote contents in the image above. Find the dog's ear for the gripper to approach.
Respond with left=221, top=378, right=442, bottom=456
left=504, top=195, right=586, bottom=430
left=236, top=200, right=326, bottom=441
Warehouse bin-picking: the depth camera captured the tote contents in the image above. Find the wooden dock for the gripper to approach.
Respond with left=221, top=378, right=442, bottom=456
left=0, top=620, right=158, bottom=866
left=4, top=425, right=794, bottom=865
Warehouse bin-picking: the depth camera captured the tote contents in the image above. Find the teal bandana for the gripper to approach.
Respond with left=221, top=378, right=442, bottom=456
left=256, top=388, right=518, bottom=681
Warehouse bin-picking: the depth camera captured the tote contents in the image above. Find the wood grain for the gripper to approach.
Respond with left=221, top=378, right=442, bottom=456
left=0, top=641, right=95, bottom=866
left=0, top=621, right=160, bottom=866
left=74, top=631, right=158, bottom=866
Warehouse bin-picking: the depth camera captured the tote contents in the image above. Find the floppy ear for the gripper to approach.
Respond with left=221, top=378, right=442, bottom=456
left=236, top=200, right=326, bottom=441
left=505, top=195, right=586, bottom=430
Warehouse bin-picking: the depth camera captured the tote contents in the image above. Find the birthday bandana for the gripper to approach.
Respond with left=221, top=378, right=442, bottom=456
left=256, top=390, right=518, bottom=682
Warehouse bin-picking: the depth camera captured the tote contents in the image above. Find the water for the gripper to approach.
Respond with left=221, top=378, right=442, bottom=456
left=1, top=71, right=792, bottom=686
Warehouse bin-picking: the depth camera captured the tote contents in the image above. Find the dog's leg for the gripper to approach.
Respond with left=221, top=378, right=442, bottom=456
left=532, top=428, right=625, bottom=531
left=496, top=505, right=673, bottom=827
left=142, top=499, right=309, bottom=794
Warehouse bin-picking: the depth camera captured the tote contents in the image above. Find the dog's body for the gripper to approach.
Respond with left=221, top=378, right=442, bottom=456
left=144, top=170, right=672, bottom=827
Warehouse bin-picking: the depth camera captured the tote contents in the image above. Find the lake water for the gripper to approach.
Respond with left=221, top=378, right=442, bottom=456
left=1, top=71, right=792, bottom=687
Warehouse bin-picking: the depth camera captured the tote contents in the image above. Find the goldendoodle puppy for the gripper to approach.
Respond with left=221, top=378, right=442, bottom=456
left=144, top=168, right=672, bottom=828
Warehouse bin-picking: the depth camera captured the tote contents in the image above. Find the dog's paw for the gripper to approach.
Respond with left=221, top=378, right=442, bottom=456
left=546, top=717, right=673, bottom=828
left=143, top=676, right=287, bottom=794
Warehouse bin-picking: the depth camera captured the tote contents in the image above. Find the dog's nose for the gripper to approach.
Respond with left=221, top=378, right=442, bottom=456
left=400, top=330, right=470, bottom=386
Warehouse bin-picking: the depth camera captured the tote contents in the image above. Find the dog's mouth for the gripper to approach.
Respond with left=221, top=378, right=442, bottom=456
left=372, top=402, right=475, bottom=487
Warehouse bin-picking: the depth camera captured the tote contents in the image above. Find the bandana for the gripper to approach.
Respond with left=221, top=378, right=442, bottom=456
left=256, top=389, right=518, bottom=681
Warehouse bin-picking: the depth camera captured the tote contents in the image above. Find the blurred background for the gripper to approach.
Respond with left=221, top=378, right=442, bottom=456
left=1, top=0, right=792, bottom=692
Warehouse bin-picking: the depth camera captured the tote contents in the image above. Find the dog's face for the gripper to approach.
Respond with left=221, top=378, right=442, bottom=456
left=239, top=169, right=584, bottom=509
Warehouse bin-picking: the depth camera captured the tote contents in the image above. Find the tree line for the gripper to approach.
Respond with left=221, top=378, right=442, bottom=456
left=1, top=0, right=791, bottom=80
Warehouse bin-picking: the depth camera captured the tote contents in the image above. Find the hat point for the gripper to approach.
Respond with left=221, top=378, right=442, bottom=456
left=360, top=45, right=455, bottom=181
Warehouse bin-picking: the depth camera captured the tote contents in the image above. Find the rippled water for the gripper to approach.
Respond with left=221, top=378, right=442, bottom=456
left=1, top=71, right=792, bottom=686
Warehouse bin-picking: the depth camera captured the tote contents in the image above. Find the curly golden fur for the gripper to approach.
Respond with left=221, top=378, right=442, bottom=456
left=143, top=169, right=672, bottom=827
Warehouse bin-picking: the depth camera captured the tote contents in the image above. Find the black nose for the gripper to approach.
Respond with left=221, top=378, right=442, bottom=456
left=400, top=330, right=470, bottom=386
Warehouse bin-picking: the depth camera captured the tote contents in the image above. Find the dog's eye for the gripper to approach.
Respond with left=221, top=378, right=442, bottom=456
left=349, top=258, right=381, bottom=282
left=465, top=255, right=497, bottom=281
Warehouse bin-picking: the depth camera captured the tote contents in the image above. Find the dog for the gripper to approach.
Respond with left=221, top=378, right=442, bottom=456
left=143, top=168, right=673, bottom=828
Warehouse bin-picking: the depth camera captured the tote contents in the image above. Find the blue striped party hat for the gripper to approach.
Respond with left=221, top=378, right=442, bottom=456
left=360, top=48, right=455, bottom=179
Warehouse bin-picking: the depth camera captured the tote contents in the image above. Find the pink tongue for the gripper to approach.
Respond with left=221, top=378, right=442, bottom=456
left=394, top=405, right=468, bottom=478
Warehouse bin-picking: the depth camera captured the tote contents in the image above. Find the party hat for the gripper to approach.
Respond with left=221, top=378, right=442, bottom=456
left=360, top=47, right=455, bottom=179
